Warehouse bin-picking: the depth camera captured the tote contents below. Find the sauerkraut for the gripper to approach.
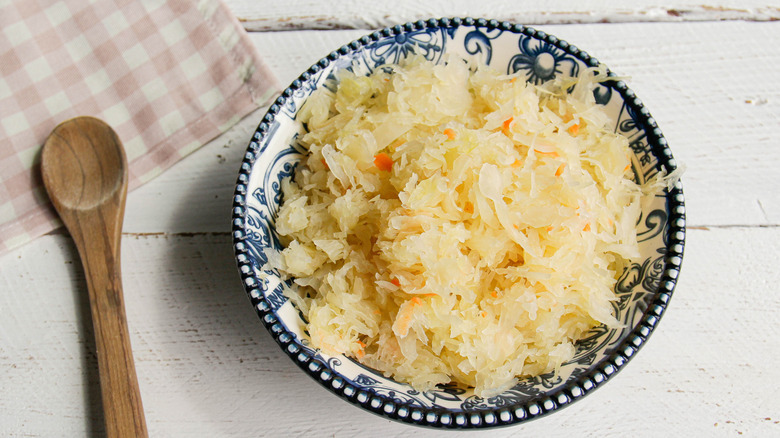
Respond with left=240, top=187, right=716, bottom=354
left=273, top=56, right=647, bottom=396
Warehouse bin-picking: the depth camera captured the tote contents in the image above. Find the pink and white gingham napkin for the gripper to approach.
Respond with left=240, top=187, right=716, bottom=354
left=0, top=0, right=279, bottom=255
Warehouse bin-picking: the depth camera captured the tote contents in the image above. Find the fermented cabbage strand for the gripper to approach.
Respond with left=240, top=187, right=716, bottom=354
left=274, top=56, right=642, bottom=396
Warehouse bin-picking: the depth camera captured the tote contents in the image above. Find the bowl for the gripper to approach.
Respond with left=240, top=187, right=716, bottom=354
left=232, top=18, right=685, bottom=428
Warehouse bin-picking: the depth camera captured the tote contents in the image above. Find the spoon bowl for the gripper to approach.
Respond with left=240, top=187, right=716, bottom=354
left=42, top=118, right=125, bottom=211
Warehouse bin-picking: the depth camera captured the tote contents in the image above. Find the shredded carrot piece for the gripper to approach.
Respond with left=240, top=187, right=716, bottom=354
left=320, top=158, right=329, bottom=169
left=464, top=202, right=474, bottom=214
left=624, top=163, right=631, bottom=172
left=568, top=124, right=580, bottom=135
left=583, top=223, right=591, bottom=232
left=501, top=117, right=513, bottom=136
left=356, top=349, right=365, bottom=359
left=373, top=152, right=393, bottom=172
left=511, top=159, right=523, bottom=168
left=513, top=224, right=520, bottom=230
left=421, top=293, right=437, bottom=298
left=491, top=291, right=498, bottom=298
left=480, top=311, right=487, bottom=318
left=390, top=278, right=401, bottom=287
left=443, top=128, right=456, bottom=140
left=555, top=163, right=565, bottom=177
left=546, top=226, right=554, bottom=232
left=410, top=297, right=422, bottom=305
left=510, top=77, right=518, bottom=83
left=535, top=149, right=560, bottom=158
left=357, top=340, right=366, bottom=348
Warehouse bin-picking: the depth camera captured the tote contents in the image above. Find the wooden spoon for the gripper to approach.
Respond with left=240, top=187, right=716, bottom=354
left=41, top=116, right=148, bottom=438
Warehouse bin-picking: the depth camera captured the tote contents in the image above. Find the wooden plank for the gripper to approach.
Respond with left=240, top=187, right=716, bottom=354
left=1, top=227, right=778, bottom=436
left=224, top=0, right=780, bottom=31
left=124, top=21, right=780, bottom=233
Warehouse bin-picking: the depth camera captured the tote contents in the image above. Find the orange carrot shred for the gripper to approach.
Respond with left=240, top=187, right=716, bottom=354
left=546, top=226, right=554, bottom=232
left=583, top=223, right=591, bottom=232
left=373, top=152, right=393, bottom=172
left=491, top=291, right=498, bottom=298
left=511, top=159, right=523, bottom=168
left=320, top=158, right=329, bottom=169
left=411, top=297, right=422, bottom=305
left=624, top=163, right=631, bottom=172
left=357, top=340, right=366, bottom=348
left=443, top=128, right=456, bottom=140
left=501, top=117, right=514, bottom=136
left=513, top=224, right=520, bottom=230
left=356, top=349, right=365, bottom=359
left=568, top=124, right=580, bottom=135
left=555, top=163, right=565, bottom=177
left=481, top=311, right=487, bottom=318
left=535, top=149, right=560, bottom=158
left=510, top=77, right=518, bottom=83
left=390, top=278, right=401, bottom=287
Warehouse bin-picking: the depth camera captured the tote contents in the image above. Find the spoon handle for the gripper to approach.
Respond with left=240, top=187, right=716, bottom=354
left=67, top=203, right=148, bottom=438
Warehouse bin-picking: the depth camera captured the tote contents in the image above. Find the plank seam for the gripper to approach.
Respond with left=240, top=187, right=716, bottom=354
left=236, top=7, right=780, bottom=32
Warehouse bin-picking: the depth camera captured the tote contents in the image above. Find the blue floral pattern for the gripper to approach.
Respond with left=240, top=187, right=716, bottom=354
left=364, top=27, right=452, bottom=67
left=232, top=18, right=685, bottom=428
left=463, top=28, right=503, bottom=65
left=509, top=36, right=580, bottom=84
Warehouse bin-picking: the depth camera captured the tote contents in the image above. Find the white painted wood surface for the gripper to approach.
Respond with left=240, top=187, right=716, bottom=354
left=2, top=4, right=780, bottom=437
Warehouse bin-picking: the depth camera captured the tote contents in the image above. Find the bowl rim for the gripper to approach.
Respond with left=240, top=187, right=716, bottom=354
left=232, top=17, right=686, bottom=429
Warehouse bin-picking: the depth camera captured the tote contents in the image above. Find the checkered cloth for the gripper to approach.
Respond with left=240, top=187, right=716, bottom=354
left=0, top=0, right=278, bottom=255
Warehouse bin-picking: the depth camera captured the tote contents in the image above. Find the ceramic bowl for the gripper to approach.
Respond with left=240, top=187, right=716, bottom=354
left=232, top=18, right=685, bottom=428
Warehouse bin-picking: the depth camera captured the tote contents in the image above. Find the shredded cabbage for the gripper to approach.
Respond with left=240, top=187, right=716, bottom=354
left=274, top=56, right=650, bottom=396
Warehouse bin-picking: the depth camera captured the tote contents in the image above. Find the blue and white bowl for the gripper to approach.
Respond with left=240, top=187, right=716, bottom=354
left=232, top=18, right=685, bottom=428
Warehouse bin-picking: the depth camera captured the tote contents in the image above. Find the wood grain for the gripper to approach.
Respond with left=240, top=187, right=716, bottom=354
left=224, top=0, right=780, bottom=31
left=40, top=118, right=147, bottom=438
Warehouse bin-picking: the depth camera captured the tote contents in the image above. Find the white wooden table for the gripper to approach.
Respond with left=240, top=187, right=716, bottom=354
left=3, top=1, right=780, bottom=436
